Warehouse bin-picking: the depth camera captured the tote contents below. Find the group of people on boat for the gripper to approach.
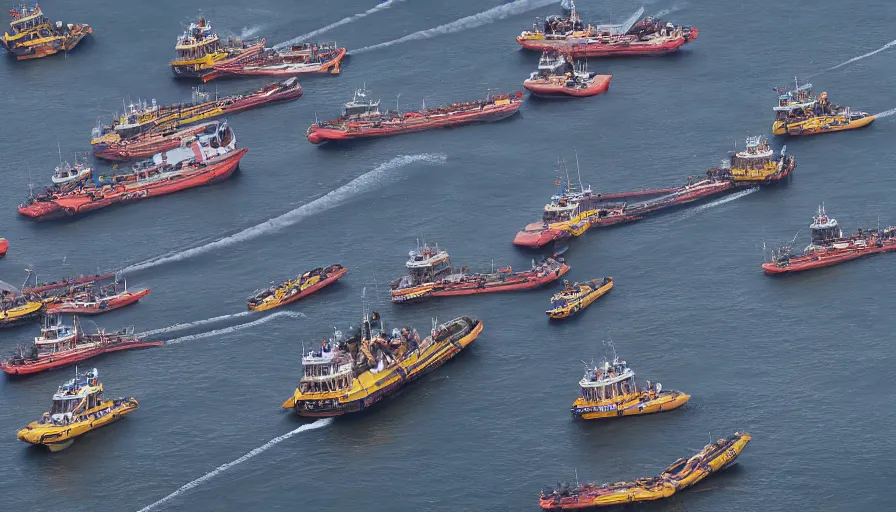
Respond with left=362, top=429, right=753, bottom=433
left=360, top=326, right=422, bottom=372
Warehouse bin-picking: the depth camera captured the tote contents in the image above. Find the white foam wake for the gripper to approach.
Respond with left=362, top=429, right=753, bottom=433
left=873, top=107, right=896, bottom=119
left=135, top=418, right=332, bottom=512
left=350, top=0, right=559, bottom=54
left=675, top=187, right=759, bottom=221
left=274, top=0, right=407, bottom=49
left=654, top=3, right=688, bottom=18
left=121, top=154, right=446, bottom=273
left=165, top=311, right=306, bottom=344
left=139, top=311, right=256, bottom=337
left=813, top=39, right=896, bottom=75
left=239, top=25, right=263, bottom=38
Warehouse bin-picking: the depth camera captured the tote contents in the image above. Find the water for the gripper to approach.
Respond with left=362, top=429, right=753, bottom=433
left=2, top=1, right=896, bottom=511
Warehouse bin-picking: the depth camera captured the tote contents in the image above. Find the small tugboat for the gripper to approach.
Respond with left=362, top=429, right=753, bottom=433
left=20, top=121, right=247, bottom=221
left=0, top=297, right=44, bottom=328
left=762, top=206, right=896, bottom=275
left=169, top=17, right=265, bottom=79
left=201, top=42, right=347, bottom=82
left=282, top=306, right=482, bottom=417
left=247, top=264, right=347, bottom=312
left=546, top=277, right=613, bottom=319
left=523, top=50, right=612, bottom=98
left=390, top=242, right=570, bottom=303
left=306, top=87, right=523, bottom=144
left=51, top=153, right=92, bottom=185
left=570, top=355, right=689, bottom=419
left=1, top=315, right=163, bottom=376
left=16, top=368, right=139, bottom=451
left=0, top=237, right=7, bottom=257
left=45, top=280, right=150, bottom=315
left=707, top=136, right=795, bottom=185
left=90, top=78, right=302, bottom=153
left=538, top=431, right=751, bottom=510
left=772, top=78, right=874, bottom=136
left=516, top=3, right=697, bottom=58
left=1, top=4, right=92, bottom=60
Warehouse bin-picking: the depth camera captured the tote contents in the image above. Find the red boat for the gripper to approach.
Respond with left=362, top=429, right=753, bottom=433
left=516, top=3, right=697, bottom=58
left=524, top=50, right=611, bottom=98
left=306, top=88, right=523, bottom=144
left=19, top=121, right=247, bottom=221
left=46, top=281, right=150, bottom=315
left=22, top=271, right=117, bottom=295
left=1, top=315, right=163, bottom=376
left=763, top=206, right=896, bottom=274
left=202, top=43, right=347, bottom=82
left=390, top=242, right=569, bottom=303
left=92, top=121, right=220, bottom=162
left=0, top=237, right=7, bottom=257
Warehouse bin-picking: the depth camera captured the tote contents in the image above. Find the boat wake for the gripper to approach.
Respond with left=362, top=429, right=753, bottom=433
left=673, top=187, right=759, bottom=222
left=135, top=418, right=332, bottom=512
left=654, top=3, right=688, bottom=18
left=165, top=311, right=306, bottom=345
left=873, top=107, right=896, bottom=119
left=121, top=154, right=447, bottom=273
left=811, top=39, right=896, bottom=76
left=239, top=25, right=263, bottom=38
left=274, top=0, right=407, bottom=49
left=139, top=311, right=256, bottom=336
left=350, top=0, right=560, bottom=54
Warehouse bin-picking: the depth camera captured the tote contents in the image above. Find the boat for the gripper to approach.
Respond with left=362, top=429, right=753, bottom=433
left=19, top=121, right=247, bottom=221
left=390, top=242, right=570, bottom=303
left=546, top=277, right=613, bottom=319
left=1, top=4, right=92, bottom=60
left=539, top=431, right=751, bottom=509
left=169, top=17, right=265, bottom=79
left=247, top=264, right=348, bottom=312
left=281, top=307, right=483, bottom=417
left=523, top=50, right=612, bottom=98
left=200, top=42, right=347, bottom=82
left=91, top=121, right=220, bottom=162
left=772, top=78, right=874, bottom=136
left=707, top=136, right=796, bottom=185
left=0, top=297, right=44, bottom=328
left=306, top=87, right=523, bottom=144
left=516, top=3, right=697, bottom=58
left=21, top=270, right=116, bottom=295
left=90, top=78, right=302, bottom=153
left=16, top=368, right=138, bottom=451
left=0, top=237, right=7, bottom=257
left=1, top=315, right=163, bottom=376
left=51, top=153, right=92, bottom=185
left=45, top=281, right=150, bottom=315
left=513, top=157, right=732, bottom=248
left=570, top=355, right=689, bottom=419
left=762, top=205, right=896, bottom=275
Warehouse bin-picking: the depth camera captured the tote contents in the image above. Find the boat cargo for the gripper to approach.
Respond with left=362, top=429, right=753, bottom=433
left=306, top=88, right=523, bottom=144
left=539, top=431, right=750, bottom=509
left=1, top=4, right=91, bottom=60
left=546, top=277, right=613, bottom=319
left=390, top=242, right=570, bottom=303
left=248, top=264, right=347, bottom=312
left=201, top=42, right=347, bottom=82
left=169, top=17, right=265, bottom=78
left=282, top=308, right=482, bottom=417
left=16, top=367, right=138, bottom=451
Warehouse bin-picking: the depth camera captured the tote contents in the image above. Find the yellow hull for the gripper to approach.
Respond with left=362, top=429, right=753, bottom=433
left=572, top=390, right=690, bottom=420
left=0, top=301, right=45, bottom=328
left=17, top=398, right=138, bottom=451
left=772, top=115, right=875, bottom=136
left=547, top=278, right=613, bottom=319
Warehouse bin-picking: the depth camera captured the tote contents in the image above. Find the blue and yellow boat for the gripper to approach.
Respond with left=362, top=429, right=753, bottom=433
left=772, top=78, right=874, bottom=136
left=282, top=309, right=483, bottom=417
left=546, top=277, right=613, bottom=319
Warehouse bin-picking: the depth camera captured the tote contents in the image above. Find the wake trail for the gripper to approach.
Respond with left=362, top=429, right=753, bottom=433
left=135, top=418, right=332, bottom=512
left=810, top=39, right=896, bottom=76
left=274, top=0, right=407, bottom=48
left=873, top=107, right=896, bottom=119
left=121, top=154, right=446, bottom=274
left=138, top=311, right=255, bottom=337
left=654, top=3, right=688, bottom=18
left=350, top=0, right=560, bottom=54
left=239, top=25, right=263, bottom=38
left=164, top=311, right=306, bottom=344
left=674, top=187, right=759, bottom=222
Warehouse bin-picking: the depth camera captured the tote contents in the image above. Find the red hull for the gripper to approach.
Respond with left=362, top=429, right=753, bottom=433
left=203, top=48, right=347, bottom=82
left=432, top=264, right=569, bottom=296
left=0, top=238, right=7, bottom=257
left=1, top=340, right=164, bottom=376
left=48, top=289, right=151, bottom=315
left=19, top=148, right=248, bottom=220
left=517, top=28, right=698, bottom=57
left=23, top=273, right=116, bottom=294
left=524, top=75, right=612, bottom=97
left=307, top=101, right=522, bottom=144
left=762, top=243, right=896, bottom=274
left=513, top=215, right=641, bottom=248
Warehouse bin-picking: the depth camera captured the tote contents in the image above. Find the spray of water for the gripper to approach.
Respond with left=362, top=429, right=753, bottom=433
left=811, top=39, right=896, bottom=76
left=121, top=154, right=446, bottom=274
left=135, top=418, right=332, bottom=512
left=675, top=187, right=759, bottom=222
left=239, top=25, right=263, bottom=38
left=164, top=311, right=306, bottom=344
left=274, top=0, right=407, bottom=48
left=654, top=3, right=687, bottom=18
left=873, top=107, right=896, bottom=119
left=139, top=311, right=255, bottom=337
left=350, top=0, right=559, bottom=54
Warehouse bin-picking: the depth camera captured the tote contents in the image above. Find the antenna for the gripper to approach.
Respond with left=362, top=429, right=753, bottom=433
left=396, top=93, right=400, bottom=113
left=57, top=141, right=63, bottom=167
left=574, top=150, right=584, bottom=191
left=574, top=468, right=579, bottom=488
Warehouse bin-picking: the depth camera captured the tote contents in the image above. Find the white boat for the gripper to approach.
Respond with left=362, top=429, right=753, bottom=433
left=51, top=151, right=92, bottom=185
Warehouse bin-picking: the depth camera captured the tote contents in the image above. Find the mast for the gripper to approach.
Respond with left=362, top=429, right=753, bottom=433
left=574, top=150, right=584, bottom=191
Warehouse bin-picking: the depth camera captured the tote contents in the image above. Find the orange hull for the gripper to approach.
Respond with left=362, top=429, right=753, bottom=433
left=47, top=289, right=151, bottom=315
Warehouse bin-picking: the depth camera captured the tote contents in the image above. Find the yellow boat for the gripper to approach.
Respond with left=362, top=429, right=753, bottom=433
left=0, top=299, right=45, bottom=328
left=772, top=78, right=874, bottom=136
left=539, top=431, right=751, bottom=509
left=282, top=310, right=482, bottom=416
left=708, top=135, right=796, bottom=185
left=1, top=4, right=92, bottom=60
left=17, top=368, right=138, bottom=452
left=546, top=277, right=613, bottom=319
left=247, top=264, right=347, bottom=312
left=169, top=17, right=265, bottom=79
left=571, top=356, right=689, bottom=420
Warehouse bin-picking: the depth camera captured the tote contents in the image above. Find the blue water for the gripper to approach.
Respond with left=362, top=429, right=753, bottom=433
left=2, top=1, right=896, bottom=511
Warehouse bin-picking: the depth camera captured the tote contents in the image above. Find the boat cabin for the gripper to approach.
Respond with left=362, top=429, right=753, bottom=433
left=808, top=205, right=843, bottom=247
left=395, top=243, right=454, bottom=287
left=729, top=136, right=776, bottom=170
left=7, top=4, right=46, bottom=34
left=47, top=368, right=102, bottom=424
left=579, top=358, right=640, bottom=402
left=543, top=158, right=596, bottom=222
left=341, top=88, right=382, bottom=119
left=174, top=18, right=223, bottom=60
left=34, top=315, right=79, bottom=357
left=298, top=337, right=354, bottom=394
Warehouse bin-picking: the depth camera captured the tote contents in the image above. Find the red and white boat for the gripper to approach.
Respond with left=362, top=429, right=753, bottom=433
left=46, top=280, right=150, bottom=315
left=523, top=50, right=611, bottom=98
left=1, top=315, right=163, bottom=376
left=19, top=120, right=247, bottom=221
left=202, top=43, right=347, bottom=82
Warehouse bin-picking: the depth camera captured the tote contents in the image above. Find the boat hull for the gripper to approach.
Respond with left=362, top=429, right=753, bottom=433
left=0, top=302, right=45, bottom=329
left=249, top=266, right=348, bottom=312
left=517, top=30, right=696, bottom=58
left=1, top=340, right=164, bottom=376
left=17, top=398, right=138, bottom=450
left=391, top=264, right=570, bottom=303
left=48, top=289, right=151, bottom=315
left=0, top=238, right=7, bottom=257
left=547, top=278, right=613, bottom=319
left=772, top=114, right=875, bottom=136
left=571, top=390, right=690, bottom=420
left=307, top=102, right=522, bottom=144
left=762, top=243, right=896, bottom=274
left=524, top=75, right=612, bottom=98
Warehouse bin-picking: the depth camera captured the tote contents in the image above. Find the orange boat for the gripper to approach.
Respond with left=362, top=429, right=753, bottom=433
left=524, top=50, right=611, bottom=98
left=19, top=121, right=247, bottom=221
left=45, top=281, right=150, bottom=315
left=202, top=43, right=346, bottom=82
left=0, top=237, right=8, bottom=257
